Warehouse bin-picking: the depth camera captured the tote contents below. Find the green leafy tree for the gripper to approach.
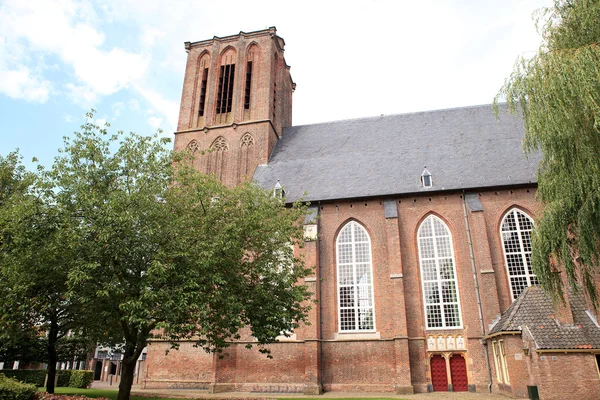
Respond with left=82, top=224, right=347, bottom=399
left=495, top=0, right=600, bottom=303
left=49, top=113, right=312, bottom=400
left=0, top=153, right=91, bottom=393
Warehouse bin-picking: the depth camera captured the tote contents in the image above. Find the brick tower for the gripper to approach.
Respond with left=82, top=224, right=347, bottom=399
left=174, top=27, right=294, bottom=186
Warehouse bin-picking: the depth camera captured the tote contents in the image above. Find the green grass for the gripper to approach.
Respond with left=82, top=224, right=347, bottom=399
left=42, top=388, right=406, bottom=400
left=42, top=387, right=178, bottom=400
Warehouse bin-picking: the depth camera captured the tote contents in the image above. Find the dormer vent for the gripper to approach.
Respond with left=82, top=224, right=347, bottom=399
left=273, top=180, right=285, bottom=198
left=421, top=167, right=432, bottom=188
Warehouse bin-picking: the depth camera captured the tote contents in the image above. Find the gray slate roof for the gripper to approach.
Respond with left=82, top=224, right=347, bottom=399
left=254, top=104, right=540, bottom=202
left=489, top=286, right=600, bottom=350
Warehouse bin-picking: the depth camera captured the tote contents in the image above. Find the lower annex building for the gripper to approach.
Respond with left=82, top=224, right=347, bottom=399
left=139, top=27, right=600, bottom=399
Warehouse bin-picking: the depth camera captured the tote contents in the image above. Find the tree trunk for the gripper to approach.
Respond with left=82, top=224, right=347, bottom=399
left=116, top=345, right=141, bottom=400
left=46, top=321, right=59, bottom=394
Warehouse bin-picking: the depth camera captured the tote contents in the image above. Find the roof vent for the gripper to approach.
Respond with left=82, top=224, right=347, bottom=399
left=273, top=180, right=285, bottom=198
left=421, top=167, right=432, bottom=188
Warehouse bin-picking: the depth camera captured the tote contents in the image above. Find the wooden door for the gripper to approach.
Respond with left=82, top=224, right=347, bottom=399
left=430, top=355, right=448, bottom=392
left=450, top=354, right=468, bottom=392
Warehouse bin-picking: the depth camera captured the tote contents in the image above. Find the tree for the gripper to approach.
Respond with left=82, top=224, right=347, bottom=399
left=0, top=152, right=93, bottom=393
left=495, top=0, right=600, bottom=304
left=49, top=113, right=312, bottom=400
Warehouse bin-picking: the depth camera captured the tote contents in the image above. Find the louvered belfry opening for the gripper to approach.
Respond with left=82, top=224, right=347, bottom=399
left=198, top=68, right=208, bottom=117
left=244, top=61, right=252, bottom=110
left=216, top=63, right=235, bottom=114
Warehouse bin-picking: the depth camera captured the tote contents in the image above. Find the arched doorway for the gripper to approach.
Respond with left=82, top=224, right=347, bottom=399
left=450, top=354, right=468, bottom=391
left=430, top=355, right=448, bottom=391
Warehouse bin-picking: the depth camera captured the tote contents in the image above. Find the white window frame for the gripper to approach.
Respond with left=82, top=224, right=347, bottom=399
left=492, top=340, right=503, bottom=383
left=498, top=340, right=510, bottom=384
left=500, top=208, right=538, bottom=300
left=417, top=215, right=463, bottom=329
left=336, top=221, right=376, bottom=332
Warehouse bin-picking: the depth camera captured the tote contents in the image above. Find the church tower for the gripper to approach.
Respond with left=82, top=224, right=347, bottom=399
left=174, top=27, right=294, bottom=186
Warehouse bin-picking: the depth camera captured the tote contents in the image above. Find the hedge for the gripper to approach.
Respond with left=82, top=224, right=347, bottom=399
left=0, top=374, right=37, bottom=400
left=0, top=370, right=93, bottom=389
left=0, top=371, right=45, bottom=388
left=65, top=371, right=93, bottom=389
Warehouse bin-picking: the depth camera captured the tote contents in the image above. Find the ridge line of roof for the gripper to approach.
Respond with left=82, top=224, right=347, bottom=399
left=286, top=103, right=504, bottom=130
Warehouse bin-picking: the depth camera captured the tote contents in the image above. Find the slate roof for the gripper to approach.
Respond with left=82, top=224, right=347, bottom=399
left=489, top=286, right=600, bottom=350
left=254, top=104, right=540, bottom=202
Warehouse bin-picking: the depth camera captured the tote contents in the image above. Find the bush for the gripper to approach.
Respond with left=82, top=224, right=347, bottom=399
left=66, top=371, right=93, bottom=389
left=0, top=371, right=45, bottom=388
left=54, top=371, right=70, bottom=389
left=0, top=374, right=37, bottom=400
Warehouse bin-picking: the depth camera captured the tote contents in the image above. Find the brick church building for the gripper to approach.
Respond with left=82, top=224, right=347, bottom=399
left=142, top=27, right=600, bottom=398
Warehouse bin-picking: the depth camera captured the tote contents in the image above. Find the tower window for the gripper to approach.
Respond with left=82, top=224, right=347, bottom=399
left=216, top=64, right=235, bottom=114
left=244, top=62, right=252, bottom=109
left=199, top=68, right=208, bottom=117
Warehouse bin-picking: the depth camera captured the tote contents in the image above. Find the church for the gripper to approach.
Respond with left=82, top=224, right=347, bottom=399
left=142, top=27, right=600, bottom=399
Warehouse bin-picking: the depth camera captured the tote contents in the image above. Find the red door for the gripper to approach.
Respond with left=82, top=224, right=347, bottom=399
left=430, top=355, right=448, bottom=392
left=450, top=354, right=468, bottom=392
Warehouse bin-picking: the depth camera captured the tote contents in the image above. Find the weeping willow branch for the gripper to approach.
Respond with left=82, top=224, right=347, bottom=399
left=494, top=0, right=600, bottom=306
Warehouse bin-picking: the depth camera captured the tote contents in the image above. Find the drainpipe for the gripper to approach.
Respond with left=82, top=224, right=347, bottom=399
left=317, top=201, right=324, bottom=393
left=461, top=191, right=493, bottom=393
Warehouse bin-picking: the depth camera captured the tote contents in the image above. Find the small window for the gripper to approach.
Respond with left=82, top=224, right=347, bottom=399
left=421, top=167, right=432, bottom=188
left=492, top=341, right=503, bottom=383
left=498, top=340, right=510, bottom=384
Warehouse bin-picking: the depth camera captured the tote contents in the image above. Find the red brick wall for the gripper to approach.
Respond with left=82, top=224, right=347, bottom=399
left=144, top=341, right=213, bottom=388
left=535, top=352, right=600, bottom=399
left=321, top=340, right=397, bottom=392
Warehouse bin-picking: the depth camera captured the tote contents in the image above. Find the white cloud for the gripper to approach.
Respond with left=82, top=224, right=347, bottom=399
left=133, top=84, right=179, bottom=132
left=64, top=114, right=74, bottom=123
left=0, top=0, right=149, bottom=106
left=64, top=82, right=98, bottom=107
left=147, top=116, right=163, bottom=130
left=0, top=64, right=52, bottom=103
left=95, top=117, right=107, bottom=127
left=112, top=101, right=125, bottom=118
left=128, top=98, right=140, bottom=110
left=141, top=27, right=164, bottom=48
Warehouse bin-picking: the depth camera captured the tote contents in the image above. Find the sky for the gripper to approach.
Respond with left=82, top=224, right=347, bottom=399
left=0, top=0, right=552, bottom=169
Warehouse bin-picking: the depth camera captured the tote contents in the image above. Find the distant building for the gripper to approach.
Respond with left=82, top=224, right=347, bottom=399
left=143, top=27, right=600, bottom=399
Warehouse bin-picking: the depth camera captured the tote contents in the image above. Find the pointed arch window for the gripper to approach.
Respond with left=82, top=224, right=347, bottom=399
left=336, top=221, right=375, bottom=332
left=501, top=208, right=538, bottom=300
left=418, top=215, right=462, bottom=329
left=187, top=139, right=199, bottom=153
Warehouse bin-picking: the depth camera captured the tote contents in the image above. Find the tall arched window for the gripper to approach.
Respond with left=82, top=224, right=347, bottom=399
left=336, top=221, right=375, bottom=332
left=418, top=215, right=462, bottom=329
left=500, top=208, right=538, bottom=300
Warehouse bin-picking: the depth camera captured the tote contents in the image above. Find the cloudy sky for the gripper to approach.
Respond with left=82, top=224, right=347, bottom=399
left=0, top=0, right=551, bottom=168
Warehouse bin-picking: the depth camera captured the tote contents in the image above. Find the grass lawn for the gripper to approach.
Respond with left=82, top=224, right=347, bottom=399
left=43, top=387, right=175, bottom=400
left=43, top=388, right=406, bottom=400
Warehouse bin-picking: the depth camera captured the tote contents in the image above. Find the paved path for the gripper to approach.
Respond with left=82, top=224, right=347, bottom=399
left=91, top=381, right=509, bottom=400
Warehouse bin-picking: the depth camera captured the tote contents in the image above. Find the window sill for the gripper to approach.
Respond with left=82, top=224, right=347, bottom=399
left=334, top=331, right=381, bottom=341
